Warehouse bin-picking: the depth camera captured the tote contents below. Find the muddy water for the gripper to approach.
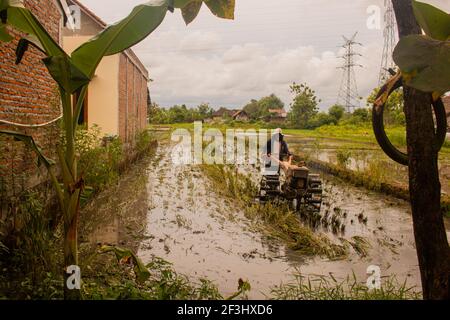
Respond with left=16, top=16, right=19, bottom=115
left=138, top=145, right=295, bottom=298
left=135, top=143, right=447, bottom=299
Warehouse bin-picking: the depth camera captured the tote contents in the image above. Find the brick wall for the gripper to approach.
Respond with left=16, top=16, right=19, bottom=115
left=118, top=52, right=149, bottom=144
left=0, top=0, right=62, bottom=199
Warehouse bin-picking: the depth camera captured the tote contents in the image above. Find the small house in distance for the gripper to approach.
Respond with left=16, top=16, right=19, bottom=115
left=266, top=108, right=288, bottom=124
left=211, top=108, right=249, bottom=122
left=232, top=110, right=250, bottom=122
left=212, top=107, right=232, bottom=121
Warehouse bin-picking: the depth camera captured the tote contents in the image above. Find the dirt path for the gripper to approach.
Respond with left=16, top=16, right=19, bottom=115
left=136, top=143, right=434, bottom=299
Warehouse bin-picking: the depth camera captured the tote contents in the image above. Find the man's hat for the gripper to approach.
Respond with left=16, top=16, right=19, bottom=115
left=273, top=128, right=284, bottom=138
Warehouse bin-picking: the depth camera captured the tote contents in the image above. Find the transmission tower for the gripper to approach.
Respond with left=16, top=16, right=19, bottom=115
left=378, top=0, right=398, bottom=85
left=337, top=32, right=363, bottom=113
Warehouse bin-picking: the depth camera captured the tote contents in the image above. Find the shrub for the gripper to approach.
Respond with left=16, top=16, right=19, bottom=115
left=135, top=129, right=153, bottom=156
left=336, top=148, right=352, bottom=168
left=76, top=125, right=123, bottom=193
left=307, top=112, right=336, bottom=129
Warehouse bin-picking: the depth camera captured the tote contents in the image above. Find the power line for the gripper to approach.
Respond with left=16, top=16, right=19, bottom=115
left=378, top=0, right=397, bottom=86
left=337, top=32, right=363, bottom=113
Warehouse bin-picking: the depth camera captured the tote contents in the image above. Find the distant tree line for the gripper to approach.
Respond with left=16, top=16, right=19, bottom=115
left=148, top=82, right=405, bottom=128
left=242, top=94, right=285, bottom=120
left=148, top=103, right=213, bottom=124
left=285, top=82, right=404, bottom=129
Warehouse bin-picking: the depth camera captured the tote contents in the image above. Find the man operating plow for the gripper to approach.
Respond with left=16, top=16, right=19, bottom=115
left=258, top=129, right=323, bottom=211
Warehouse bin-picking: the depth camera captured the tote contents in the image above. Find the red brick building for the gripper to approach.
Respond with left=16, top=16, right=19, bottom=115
left=0, top=0, right=63, bottom=199
left=0, top=0, right=150, bottom=200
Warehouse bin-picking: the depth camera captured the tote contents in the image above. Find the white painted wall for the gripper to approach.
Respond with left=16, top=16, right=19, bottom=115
left=62, top=36, right=120, bottom=137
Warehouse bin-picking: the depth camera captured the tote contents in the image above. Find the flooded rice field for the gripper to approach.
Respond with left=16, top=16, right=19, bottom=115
left=138, top=143, right=450, bottom=298
left=86, top=141, right=449, bottom=299
left=286, top=136, right=450, bottom=196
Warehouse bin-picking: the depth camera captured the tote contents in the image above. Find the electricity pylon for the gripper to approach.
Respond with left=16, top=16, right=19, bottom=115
left=379, top=0, right=398, bottom=85
left=337, top=32, right=363, bottom=113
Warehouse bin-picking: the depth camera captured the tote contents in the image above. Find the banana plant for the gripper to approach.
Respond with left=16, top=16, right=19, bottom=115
left=393, top=0, right=450, bottom=95
left=0, top=0, right=235, bottom=299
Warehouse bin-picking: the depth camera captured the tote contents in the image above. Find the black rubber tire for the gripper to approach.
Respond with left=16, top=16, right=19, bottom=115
left=372, top=77, right=448, bottom=166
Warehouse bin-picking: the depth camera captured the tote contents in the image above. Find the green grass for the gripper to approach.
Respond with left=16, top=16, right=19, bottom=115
left=287, top=123, right=449, bottom=152
left=271, top=273, right=421, bottom=300
left=154, top=122, right=449, bottom=154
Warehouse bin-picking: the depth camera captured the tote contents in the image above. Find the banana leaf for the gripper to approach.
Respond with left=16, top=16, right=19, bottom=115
left=393, top=35, right=450, bottom=93
left=0, top=0, right=23, bottom=12
left=43, top=55, right=90, bottom=94
left=15, top=35, right=46, bottom=64
left=204, top=0, right=235, bottom=20
left=5, top=6, right=66, bottom=58
left=70, top=0, right=169, bottom=79
left=100, top=245, right=151, bottom=283
left=0, top=23, right=12, bottom=41
left=413, top=0, right=450, bottom=41
left=180, top=0, right=235, bottom=24
left=0, top=130, right=55, bottom=168
left=394, top=2, right=450, bottom=93
left=181, top=1, right=203, bottom=25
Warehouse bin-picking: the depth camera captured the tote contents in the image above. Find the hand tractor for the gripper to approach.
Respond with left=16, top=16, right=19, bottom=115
left=257, top=156, right=323, bottom=211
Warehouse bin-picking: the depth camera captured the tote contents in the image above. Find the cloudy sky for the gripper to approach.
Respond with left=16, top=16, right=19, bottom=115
left=79, top=0, right=449, bottom=111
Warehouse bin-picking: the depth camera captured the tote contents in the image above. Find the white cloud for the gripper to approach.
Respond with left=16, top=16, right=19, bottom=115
left=135, top=31, right=382, bottom=110
left=79, top=0, right=450, bottom=110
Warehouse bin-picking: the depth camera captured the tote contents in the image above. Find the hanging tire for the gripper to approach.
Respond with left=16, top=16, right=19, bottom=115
left=372, top=77, right=448, bottom=166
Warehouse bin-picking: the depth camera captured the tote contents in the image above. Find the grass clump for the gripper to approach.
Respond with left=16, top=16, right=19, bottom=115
left=81, top=255, right=226, bottom=300
left=336, top=148, right=351, bottom=168
left=271, top=273, right=421, bottom=300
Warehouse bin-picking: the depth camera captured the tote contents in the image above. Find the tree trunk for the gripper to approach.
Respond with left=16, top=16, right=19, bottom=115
left=392, top=0, right=450, bottom=300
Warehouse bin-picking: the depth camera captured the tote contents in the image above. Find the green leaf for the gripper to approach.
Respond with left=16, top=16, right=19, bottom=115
left=0, top=1, right=7, bottom=11
left=413, top=1, right=450, bottom=41
left=174, top=0, right=196, bottom=9
left=181, top=0, right=202, bottom=25
left=6, top=7, right=65, bottom=57
left=204, top=0, right=235, bottom=20
left=0, top=23, right=12, bottom=41
left=0, top=130, right=55, bottom=168
left=15, top=35, right=47, bottom=64
left=393, top=35, right=450, bottom=93
left=15, top=38, right=30, bottom=64
left=100, top=245, right=151, bottom=283
left=43, top=55, right=90, bottom=93
left=0, top=0, right=23, bottom=11
left=71, top=0, right=169, bottom=79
